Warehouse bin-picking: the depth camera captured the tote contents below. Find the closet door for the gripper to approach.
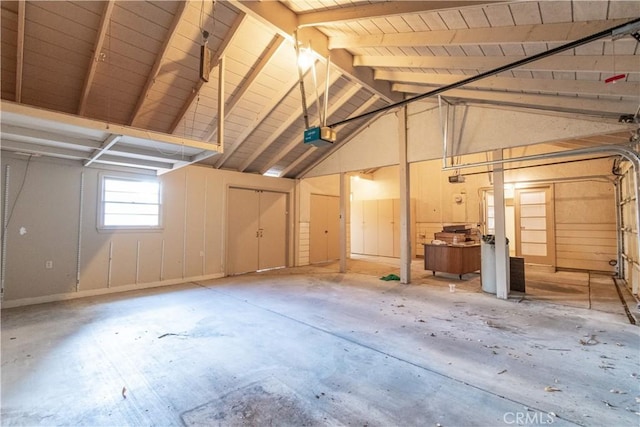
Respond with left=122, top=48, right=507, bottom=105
left=310, top=194, right=340, bottom=263
left=227, top=188, right=260, bottom=275
left=377, top=199, right=394, bottom=257
left=325, top=196, right=340, bottom=261
left=258, top=191, right=287, bottom=270
left=363, top=200, right=378, bottom=255
left=350, top=200, right=364, bottom=254
left=227, top=188, right=287, bottom=275
left=393, top=199, right=401, bottom=258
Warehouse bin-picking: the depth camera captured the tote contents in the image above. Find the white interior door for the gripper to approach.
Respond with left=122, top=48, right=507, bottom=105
left=310, top=194, right=326, bottom=264
left=310, top=194, right=340, bottom=263
left=227, top=188, right=260, bottom=275
left=350, top=200, right=364, bottom=254
left=377, top=199, right=394, bottom=257
left=227, top=188, right=287, bottom=275
left=392, top=199, right=403, bottom=258
left=326, top=196, right=340, bottom=261
left=363, top=200, right=378, bottom=255
left=515, top=187, right=555, bottom=265
left=257, top=191, right=287, bottom=271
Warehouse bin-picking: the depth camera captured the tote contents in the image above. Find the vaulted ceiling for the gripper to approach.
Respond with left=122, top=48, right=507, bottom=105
left=1, top=1, right=639, bottom=176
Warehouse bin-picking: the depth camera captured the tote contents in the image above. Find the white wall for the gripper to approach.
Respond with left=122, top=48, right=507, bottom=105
left=349, top=153, right=617, bottom=270
left=306, top=102, right=630, bottom=178
left=1, top=154, right=295, bottom=306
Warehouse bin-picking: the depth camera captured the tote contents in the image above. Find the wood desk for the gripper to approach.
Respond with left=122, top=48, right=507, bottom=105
left=423, top=243, right=481, bottom=279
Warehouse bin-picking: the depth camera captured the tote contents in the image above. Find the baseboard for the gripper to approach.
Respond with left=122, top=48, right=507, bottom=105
left=0, top=273, right=226, bottom=309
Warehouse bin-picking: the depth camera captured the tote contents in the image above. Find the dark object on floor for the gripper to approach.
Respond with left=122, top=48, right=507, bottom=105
left=380, top=274, right=400, bottom=281
left=510, top=257, right=525, bottom=292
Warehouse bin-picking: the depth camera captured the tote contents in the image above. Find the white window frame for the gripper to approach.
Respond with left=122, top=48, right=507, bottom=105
left=98, top=174, right=162, bottom=231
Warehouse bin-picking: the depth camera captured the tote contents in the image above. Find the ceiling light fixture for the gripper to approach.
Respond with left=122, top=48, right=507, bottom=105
left=297, top=47, right=314, bottom=71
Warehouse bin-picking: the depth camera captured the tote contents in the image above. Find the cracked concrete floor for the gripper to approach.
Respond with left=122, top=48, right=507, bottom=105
left=1, top=263, right=639, bottom=426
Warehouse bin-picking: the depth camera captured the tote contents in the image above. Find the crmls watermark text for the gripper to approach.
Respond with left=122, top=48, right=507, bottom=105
left=503, top=411, right=556, bottom=425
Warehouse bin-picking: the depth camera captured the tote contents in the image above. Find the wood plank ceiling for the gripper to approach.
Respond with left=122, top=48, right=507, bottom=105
left=1, top=1, right=639, bottom=177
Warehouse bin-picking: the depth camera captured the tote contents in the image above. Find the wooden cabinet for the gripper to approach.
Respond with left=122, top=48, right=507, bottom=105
left=351, top=198, right=415, bottom=258
left=423, top=244, right=481, bottom=278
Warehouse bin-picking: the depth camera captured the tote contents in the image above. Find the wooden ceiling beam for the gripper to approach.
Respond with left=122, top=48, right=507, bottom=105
left=78, top=0, right=115, bottom=116
left=277, top=147, right=316, bottom=177
left=375, top=70, right=640, bottom=98
left=1, top=124, right=101, bottom=149
left=15, top=0, right=25, bottom=103
left=356, top=54, right=640, bottom=73
left=261, top=83, right=363, bottom=175
left=204, top=34, right=285, bottom=142
left=392, top=83, right=639, bottom=116
left=331, top=18, right=634, bottom=48
left=213, top=69, right=301, bottom=169
left=168, top=12, right=247, bottom=134
left=129, top=1, right=188, bottom=127
left=228, top=0, right=400, bottom=103
left=297, top=1, right=502, bottom=27
left=91, top=154, right=175, bottom=171
left=2, top=140, right=94, bottom=160
left=238, top=72, right=341, bottom=173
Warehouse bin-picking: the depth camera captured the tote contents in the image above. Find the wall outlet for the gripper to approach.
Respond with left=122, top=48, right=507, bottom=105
left=45, top=260, right=53, bottom=269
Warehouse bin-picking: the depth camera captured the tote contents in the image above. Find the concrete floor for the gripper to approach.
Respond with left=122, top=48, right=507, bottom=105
left=2, top=259, right=639, bottom=426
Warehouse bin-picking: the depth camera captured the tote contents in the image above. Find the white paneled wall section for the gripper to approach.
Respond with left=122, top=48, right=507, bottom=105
left=0, top=154, right=295, bottom=307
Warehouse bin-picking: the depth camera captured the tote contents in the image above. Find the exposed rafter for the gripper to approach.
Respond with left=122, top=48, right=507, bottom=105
left=213, top=70, right=302, bottom=169
left=168, top=12, right=247, bottom=134
left=129, top=1, right=188, bottom=127
left=5, top=0, right=639, bottom=178
left=261, top=83, right=363, bottom=175
left=297, top=1, right=501, bottom=27
left=228, top=0, right=400, bottom=103
left=204, top=34, right=285, bottom=142
left=86, top=155, right=175, bottom=171
left=376, top=70, right=640, bottom=98
left=330, top=18, right=634, bottom=49
left=355, top=54, right=640, bottom=73
left=0, top=124, right=100, bottom=149
left=2, top=140, right=93, bottom=160
left=78, top=0, right=115, bottom=116
left=238, top=72, right=341, bottom=172
left=278, top=147, right=316, bottom=177
left=15, top=0, right=25, bottom=103
left=393, top=84, right=639, bottom=117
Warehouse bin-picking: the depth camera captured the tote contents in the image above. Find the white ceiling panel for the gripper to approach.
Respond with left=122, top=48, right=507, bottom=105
left=509, top=2, right=543, bottom=25
left=483, top=4, right=516, bottom=27
left=538, top=1, right=572, bottom=24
